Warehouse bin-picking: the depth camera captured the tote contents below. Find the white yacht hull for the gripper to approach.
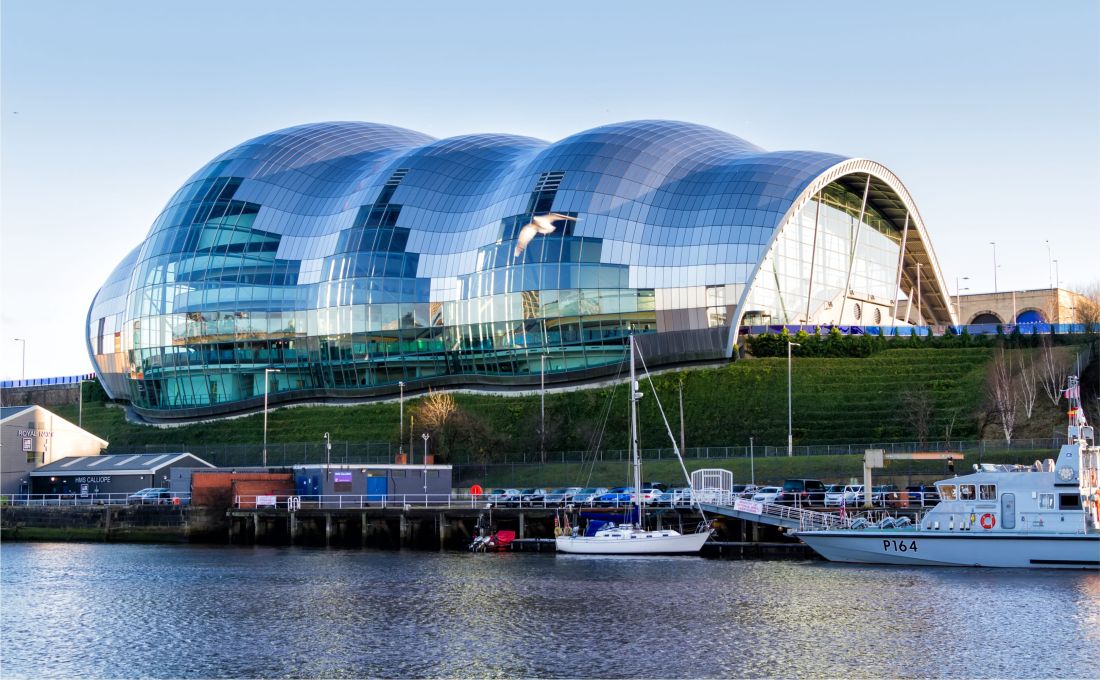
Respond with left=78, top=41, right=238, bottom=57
left=796, top=530, right=1100, bottom=569
left=555, top=530, right=711, bottom=555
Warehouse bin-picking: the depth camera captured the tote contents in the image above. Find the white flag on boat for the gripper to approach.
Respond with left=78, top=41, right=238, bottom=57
left=1063, top=385, right=1080, bottom=400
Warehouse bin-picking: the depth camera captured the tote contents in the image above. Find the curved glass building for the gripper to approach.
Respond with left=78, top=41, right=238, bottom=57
left=88, top=120, right=955, bottom=419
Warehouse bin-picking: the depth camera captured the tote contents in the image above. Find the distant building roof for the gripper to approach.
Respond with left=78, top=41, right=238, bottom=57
left=0, top=405, right=35, bottom=421
left=30, top=453, right=214, bottom=477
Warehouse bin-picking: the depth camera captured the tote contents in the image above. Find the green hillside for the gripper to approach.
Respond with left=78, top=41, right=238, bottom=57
left=58, top=347, right=1012, bottom=461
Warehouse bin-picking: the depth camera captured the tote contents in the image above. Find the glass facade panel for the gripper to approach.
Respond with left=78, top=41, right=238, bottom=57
left=87, top=120, right=944, bottom=418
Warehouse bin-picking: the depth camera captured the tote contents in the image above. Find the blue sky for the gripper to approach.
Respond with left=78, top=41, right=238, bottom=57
left=2, top=0, right=1097, bottom=378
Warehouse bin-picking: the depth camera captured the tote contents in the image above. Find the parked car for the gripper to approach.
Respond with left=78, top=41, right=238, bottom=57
left=518, top=488, right=548, bottom=506
left=636, top=487, right=664, bottom=504
left=730, top=484, right=759, bottom=499
left=596, top=487, right=633, bottom=507
left=752, top=486, right=781, bottom=503
left=543, top=487, right=583, bottom=506
left=127, top=488, right=171, bottom=504
left=570, top=487, right=609, bottom=505
left=842, top=485, right=866, bottom=504
left=655, top=487, right=690, bottom=506
left=906, top=485, right=940, bottom=507
left=823, top=484, right=846, bottom=507
left=486, top=488, right=520, bottom=505
left=776, top=479, right=827, bottom=506
left=871, top=484, right=899, bottom=505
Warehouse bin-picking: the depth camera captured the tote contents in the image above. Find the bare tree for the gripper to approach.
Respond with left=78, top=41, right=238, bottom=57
left=414, top=389, right=457, bottom=457
left=902, top=389, right=933, bottom=446
left=989, top=347, right=1017, bottom=445
left=943, top=407, right=961, bottom=442
left=1038, top=334, right=1070, bottom=406
left=1075, top=280, right=1100, bottom=330
left=1017, top=349, right=1039, bottom=420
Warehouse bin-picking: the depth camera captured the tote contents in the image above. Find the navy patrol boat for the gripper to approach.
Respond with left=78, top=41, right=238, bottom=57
left=797, top=376, right=1100, bottom=569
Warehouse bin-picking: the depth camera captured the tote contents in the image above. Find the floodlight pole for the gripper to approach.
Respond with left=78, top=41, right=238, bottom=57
left=398, top=381, right=405, bottom=458
left=955, top=276, right=969, bottom=325
left=990, top=241, right=998, bottom=294
left=787, top=341, right=800, bottom=457
left=421, top=432, right=430, bottom=501
left=263, top=368, right=280, bottom=467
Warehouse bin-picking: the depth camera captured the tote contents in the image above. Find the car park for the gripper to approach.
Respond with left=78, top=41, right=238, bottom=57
left=570, top=487, right=609, bottom=505
left=752, top=486, right=781, bottom=503
left=127, top=488, right=172, bottom=504
left=776, top=479, right=827, bottom=506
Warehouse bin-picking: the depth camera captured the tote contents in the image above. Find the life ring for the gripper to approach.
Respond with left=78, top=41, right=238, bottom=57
left=553, top=526, right=563, bottom=537
left=979, top=513, right=995, bottom=530
left=172, top=497, right=181, bottom=506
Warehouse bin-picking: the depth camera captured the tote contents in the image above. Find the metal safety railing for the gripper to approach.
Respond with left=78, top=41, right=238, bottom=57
left=0, top=493, right=191, bottom=507
left=233, top=493, right=489, bottom=510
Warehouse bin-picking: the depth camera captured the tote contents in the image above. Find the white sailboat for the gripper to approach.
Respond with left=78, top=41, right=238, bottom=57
left=555, top=336, right=713, bottom=555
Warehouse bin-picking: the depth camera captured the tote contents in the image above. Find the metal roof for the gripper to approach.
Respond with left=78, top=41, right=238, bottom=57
left=30, top=453, right=214, bottom=476
left=0, top=405, right=34, bottom=422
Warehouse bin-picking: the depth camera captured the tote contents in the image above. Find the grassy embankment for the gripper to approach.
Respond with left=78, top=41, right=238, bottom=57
left=51, top=343, right=1073, bottom=477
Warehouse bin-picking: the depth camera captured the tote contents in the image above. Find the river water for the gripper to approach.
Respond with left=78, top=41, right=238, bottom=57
left=1, top=543, right=1097, bottom=679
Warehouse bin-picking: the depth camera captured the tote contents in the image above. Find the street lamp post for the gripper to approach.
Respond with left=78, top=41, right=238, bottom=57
left=1045, top=240, right=1053, bottom=289
left=1053, top=259, right=1060, bottom=290
left=263, top=368, right=281, bottom=467
left=787, top=341, right=801, bottom=457
left=540, top=353, right=546, bottom=463
left=398, top=381, right=405, bottom=459
left=989, top=241, right=998, bottom=294
left=324, top=431, right=331, bottom=469
left=13, top=338, right=25, bottom=380
left=421, top=432, right=430, bottom=502
left=955, top=276, right=969, bottom=325
left=916, top=263, right=923, bottom=327
left=749, top=436, right=755, bottom=486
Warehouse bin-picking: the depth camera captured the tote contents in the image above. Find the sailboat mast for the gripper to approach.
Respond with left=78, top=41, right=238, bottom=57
left=630, top=335, right=642, bottom=527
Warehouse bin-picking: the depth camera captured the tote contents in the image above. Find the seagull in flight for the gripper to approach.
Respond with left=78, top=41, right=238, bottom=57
left=514, top=213, right=576, bottom=256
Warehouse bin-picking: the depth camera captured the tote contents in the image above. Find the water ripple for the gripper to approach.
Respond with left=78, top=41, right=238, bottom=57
left=2, top=544, right=1097, bottom=679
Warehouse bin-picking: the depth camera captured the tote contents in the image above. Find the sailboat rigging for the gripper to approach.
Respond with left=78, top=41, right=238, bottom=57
left=555, top=335, right=713, bottom=555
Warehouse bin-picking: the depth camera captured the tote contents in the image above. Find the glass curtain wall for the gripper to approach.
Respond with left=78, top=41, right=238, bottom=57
left=742, top=179, right=903, bottom=326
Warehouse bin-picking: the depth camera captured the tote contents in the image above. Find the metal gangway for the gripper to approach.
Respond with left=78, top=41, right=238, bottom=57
left=698, top=497, right=853, bottom=531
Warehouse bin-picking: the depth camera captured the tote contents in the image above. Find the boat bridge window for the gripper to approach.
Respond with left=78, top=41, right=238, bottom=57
left=1039, top=493, right=1054, bottom=509
left=979, top=484, right=997, bottom=501
left=959, top=484, right=976, bottom=501
left=1058, top=494, right=1081, bottom=510
left=940, top=485, right=957, bottom=501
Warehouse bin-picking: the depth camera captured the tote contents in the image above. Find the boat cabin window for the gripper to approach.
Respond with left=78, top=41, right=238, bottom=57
left=979, top=484, right=997, bottom=501
left=940, top=485, right=957, bottom=501
left=1039, top=493, right=1054, bottom=509
left=1058, top=494, right=1081, bottom=510
left=959, top=484, right=976, bottom=501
